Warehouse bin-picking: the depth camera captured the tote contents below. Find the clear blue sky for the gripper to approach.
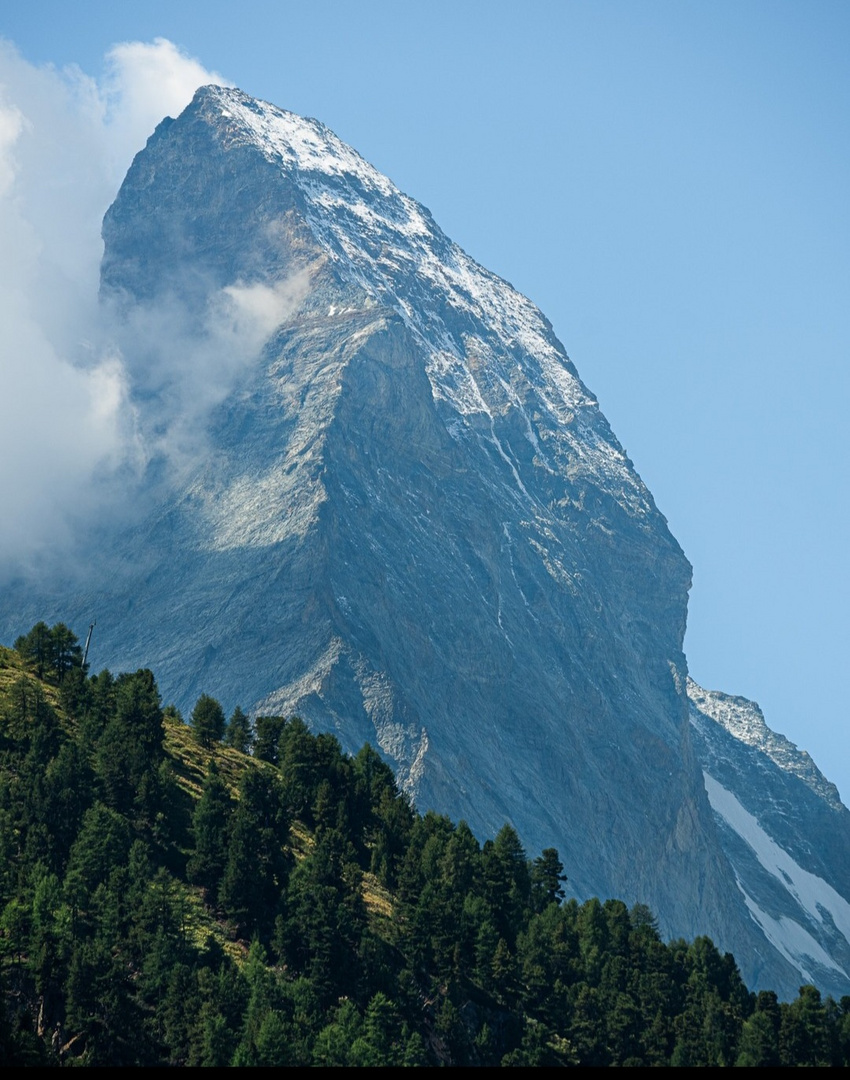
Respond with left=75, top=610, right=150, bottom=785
left=2, top=1, right=848, bottom=798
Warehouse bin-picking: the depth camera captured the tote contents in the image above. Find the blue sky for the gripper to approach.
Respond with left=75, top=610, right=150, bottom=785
left=1, top=1, right=848, bottom=798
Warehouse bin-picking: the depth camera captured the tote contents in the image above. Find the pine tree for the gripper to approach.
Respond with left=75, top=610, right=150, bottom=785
left=224, top=706, right=252, bottom=754
left=187, top=762, right=232, bottom=897
left=531, top=847, right=567, bottom=911
left=190, top=694, right=226, bottom=749
left=219, top=770, right=289, bottom=937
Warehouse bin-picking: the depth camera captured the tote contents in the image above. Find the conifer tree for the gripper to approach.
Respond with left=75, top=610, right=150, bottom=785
left=224, top=706, right=252, bottom=754
left=219, top=769, right=289, bottom=937
left=190, top=694, right=226, bottom=749
left=531, top=847, right=567, bottom=911
left=187, top=762, right=232, bottom=897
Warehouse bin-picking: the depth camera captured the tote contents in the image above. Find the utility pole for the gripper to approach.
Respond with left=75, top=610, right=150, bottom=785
left=82, top=621, right=96, bottom=670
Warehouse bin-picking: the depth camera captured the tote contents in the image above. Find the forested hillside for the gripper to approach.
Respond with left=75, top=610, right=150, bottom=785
left=1, top=624, right=849, bottom=1066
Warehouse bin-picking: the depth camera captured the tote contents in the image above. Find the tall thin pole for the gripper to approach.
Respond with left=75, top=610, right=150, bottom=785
left=82, top=621, right=96, bottom=669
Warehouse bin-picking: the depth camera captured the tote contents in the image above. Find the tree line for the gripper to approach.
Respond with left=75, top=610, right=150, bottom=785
left=1, top=622, right=849, bottom=1066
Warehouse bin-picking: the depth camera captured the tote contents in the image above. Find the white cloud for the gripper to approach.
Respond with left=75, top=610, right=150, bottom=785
left=0, top=38, right=254, bottom=575
left=217, top=277, right=311, bottom=354
left=108, top=272, right=310, bottom=479
left=0, top=96, right=23, bottom=194
left=100, top=38, right=231, bottom=182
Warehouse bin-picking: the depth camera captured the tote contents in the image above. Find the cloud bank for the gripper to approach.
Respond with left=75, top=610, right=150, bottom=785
left=0, top=39, right=300, bottom=578
left=107, top=274, right=310, bottom=480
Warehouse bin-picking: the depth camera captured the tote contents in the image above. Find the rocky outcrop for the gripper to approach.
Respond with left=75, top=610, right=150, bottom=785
left=689, top=679, right=850, bottom=997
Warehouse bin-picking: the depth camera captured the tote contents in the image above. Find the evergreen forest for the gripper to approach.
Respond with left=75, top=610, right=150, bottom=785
left=2, top=622, right=849, bottom=1066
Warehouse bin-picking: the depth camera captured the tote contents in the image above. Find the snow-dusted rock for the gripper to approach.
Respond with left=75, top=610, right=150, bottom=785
left=689, top=679, right=850, bottom=997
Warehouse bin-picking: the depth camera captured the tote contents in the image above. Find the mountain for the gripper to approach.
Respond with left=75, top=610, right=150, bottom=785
left=688, top=679, right=850, bottom=998
left=4, top=85, right=848, bottom=997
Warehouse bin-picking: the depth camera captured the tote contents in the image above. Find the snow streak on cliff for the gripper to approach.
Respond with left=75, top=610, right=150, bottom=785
left=689, top=680, right=850, bottom=997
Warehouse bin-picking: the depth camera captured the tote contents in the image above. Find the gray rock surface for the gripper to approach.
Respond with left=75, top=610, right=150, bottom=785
left=689, top=679, right=850, bottom=997
left=4, top=85, right=846, bottom=997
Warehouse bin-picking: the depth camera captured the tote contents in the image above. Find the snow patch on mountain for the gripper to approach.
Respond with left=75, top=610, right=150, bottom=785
left=703, top=772, right=850, bottom=982
left=741, top=893, right=846, bottom=983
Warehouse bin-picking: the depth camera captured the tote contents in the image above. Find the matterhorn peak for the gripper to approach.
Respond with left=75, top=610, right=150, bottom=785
left=4, top=86, right=848, bottom=998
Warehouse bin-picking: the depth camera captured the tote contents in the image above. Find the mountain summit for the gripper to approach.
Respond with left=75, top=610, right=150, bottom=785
left=7, top=86, right=848, bottom=996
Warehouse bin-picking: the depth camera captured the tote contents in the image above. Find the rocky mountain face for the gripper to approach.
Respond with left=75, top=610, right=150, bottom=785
left=5, top=85, right=847, bottom=997
left=688, top=679, right=850, bottom=999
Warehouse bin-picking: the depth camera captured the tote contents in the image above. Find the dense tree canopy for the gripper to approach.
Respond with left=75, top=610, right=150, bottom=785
left=2, top=623, right=850, bottom=1066
left=14, top=622, right=82, bottom=685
